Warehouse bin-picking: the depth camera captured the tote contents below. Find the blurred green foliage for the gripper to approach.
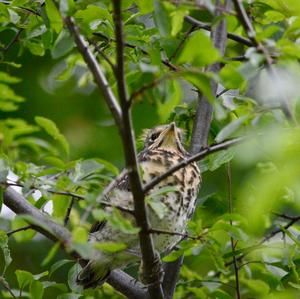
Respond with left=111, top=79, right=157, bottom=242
left=1, top=0, right=300, bottom=298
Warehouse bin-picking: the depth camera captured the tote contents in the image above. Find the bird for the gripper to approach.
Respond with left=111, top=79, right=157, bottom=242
left=76, top=122, right=201, bottom=288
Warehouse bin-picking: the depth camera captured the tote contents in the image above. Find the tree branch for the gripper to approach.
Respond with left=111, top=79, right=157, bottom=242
left=7, top=225, right=34, bottom=237
left=112, top=1, right=164, bottom=298
left=3, top=187, right=149, bottom=299
left=189, top=1, right=230, bottom=154
left=184, top=15, right=252, bottom=47
left=64, top=17, right=123, bottom=129
left=144, top=137, right=243, bottom=194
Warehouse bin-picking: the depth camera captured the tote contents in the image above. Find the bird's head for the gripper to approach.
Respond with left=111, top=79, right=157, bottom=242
left=142, top=122, right=186, bottom=153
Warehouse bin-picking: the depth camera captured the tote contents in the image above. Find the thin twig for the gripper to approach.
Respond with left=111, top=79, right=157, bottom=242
left=184, top=15, right=252, bottom=47
left=224, top=213, right=300, bottom=268
left=178, top=278, right=236, bottom=289
left=262, top=215, right=300, bottom=243
left=129, top=74, right=171, bottom=104
left=88, top=39, right=117, bottom=75
left=2, top=1, right=44, bottom=53
left=169, top=25, right=196, bottom=61
left=148, top=228, right=205, bottom=241
left=92, top=32, right=178, bottom=72
left=226, top=163, right=241, bottom=299
left=0, top=277, right=17, bottom=299
left=64, top=197, right=75, bottom=226
left=144, top=137, right=244, bottom=194
left=80, top=171, right=127, bottom=223
left=6, top=225, right=34, bottom=237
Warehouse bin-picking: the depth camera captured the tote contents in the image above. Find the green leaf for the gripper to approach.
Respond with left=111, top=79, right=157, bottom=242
left=33, top=271, right=49, bottom=280
left=42, top=281, right=68, bottom=292
left=72, top=227, right=88, bottom=243
left=26, top=41, right=45, bottom=56
left=68, top=263, right=82, bottom=292
left=0, top=71, right=21, bottom=84
left=95, top=158, right=119, bottom=176
left=16, top=270, right=34, bottom=290
left=171, top=8, right=187, bottom=36
left=51, top=30, right=74, bottom=59
left=52, top=194, right=71, bottom=220
left=136, top=0, right=154, bottom=14
left=45, top=0, right=63, bottom=33
left=41, top=242, right=60, bottom=266
left=49, top=259, right=74, bottom=277
left=177, top=31, right=220, bottom=67
left=215, top=116, right=248, bottom=143
left=208, top=149, right=235, bottom=171
left=35, top=116, right=69, bottom=156
left=180, top=71, right=214, bottom=101
left=0, top=83, right=24, bottom=102
left=94, top=242, right=127, bottom=253
left=0, top=230, right=12, bottom=275
left=241, top=279, right=270, bottom=296
left=157, top=80, right=181, bottom=121
left=219, top=65, right=245, bottom=89
left=154, top=0, right=171, bottom=36
left=109, top=209, right=140, bottom=234
left=11, top=217, right=36, bottom=242
left=59, top=0, right=75, bottom=16
left=147, top=197, right=168, bottom=219
left=30, top=280, right=44, bottom=299
left=57, top=294, right=81, bottom=299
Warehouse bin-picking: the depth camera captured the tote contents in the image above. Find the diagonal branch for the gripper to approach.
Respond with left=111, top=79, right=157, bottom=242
left=184, top=15, right=252, bottom=47
left=144, top=137, right=243, bottom=193
left=64, top=17, right=123, bottom=129
left=112, top=1, right=164, bottom=298
left=3, top=187, right=149, bottom=299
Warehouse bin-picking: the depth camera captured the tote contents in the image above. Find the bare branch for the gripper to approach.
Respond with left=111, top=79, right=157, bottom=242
left=3, top=187, right=149, bottom=299
left=224, top=213, right=300, bottom=269
left=169, top=25, right=196, bottom=61
left=149, top=228, right=205, bottom=241
left=7, top=225, right=34, bottom=237
left=92, top=33, right=178, bottom=72
left=88, top=39, right=117, bottom=75
left=64, top=17, right=123, bottom=129
left=64, top=197, right=75, bottom=226
left=184, top=15, right=252, bottom=47
left=112, top=1, right=164, bottom=298
left=0, top=276, right=17, bottom=299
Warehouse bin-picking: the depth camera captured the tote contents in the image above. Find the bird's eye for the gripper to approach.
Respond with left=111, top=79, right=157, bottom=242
left=150, top=132, right=159, bottom=142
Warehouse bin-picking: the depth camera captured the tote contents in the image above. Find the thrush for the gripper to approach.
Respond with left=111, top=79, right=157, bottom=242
left=77, top=122, right=201, bottom=288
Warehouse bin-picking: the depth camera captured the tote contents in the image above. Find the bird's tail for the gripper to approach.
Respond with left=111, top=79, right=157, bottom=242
left=76, top=260, right=110, bottom=289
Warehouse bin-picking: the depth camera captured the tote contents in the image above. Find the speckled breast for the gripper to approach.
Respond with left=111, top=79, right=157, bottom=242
left=140, top=149, right=201, bottom=252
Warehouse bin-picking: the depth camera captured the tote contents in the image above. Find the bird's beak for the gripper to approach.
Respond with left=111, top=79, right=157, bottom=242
left=161, top=122, right=177, bottom=146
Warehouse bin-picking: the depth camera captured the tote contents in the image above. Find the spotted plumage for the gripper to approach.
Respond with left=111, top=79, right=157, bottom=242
left=77, top=123, right=201, bottom=288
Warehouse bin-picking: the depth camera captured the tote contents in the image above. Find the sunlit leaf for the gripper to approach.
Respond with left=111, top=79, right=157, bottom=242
left=45, top=0, right=63, bottom=33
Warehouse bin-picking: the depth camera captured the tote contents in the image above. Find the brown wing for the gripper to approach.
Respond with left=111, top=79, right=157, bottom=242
left=89, top=149, right=149, bottom=234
